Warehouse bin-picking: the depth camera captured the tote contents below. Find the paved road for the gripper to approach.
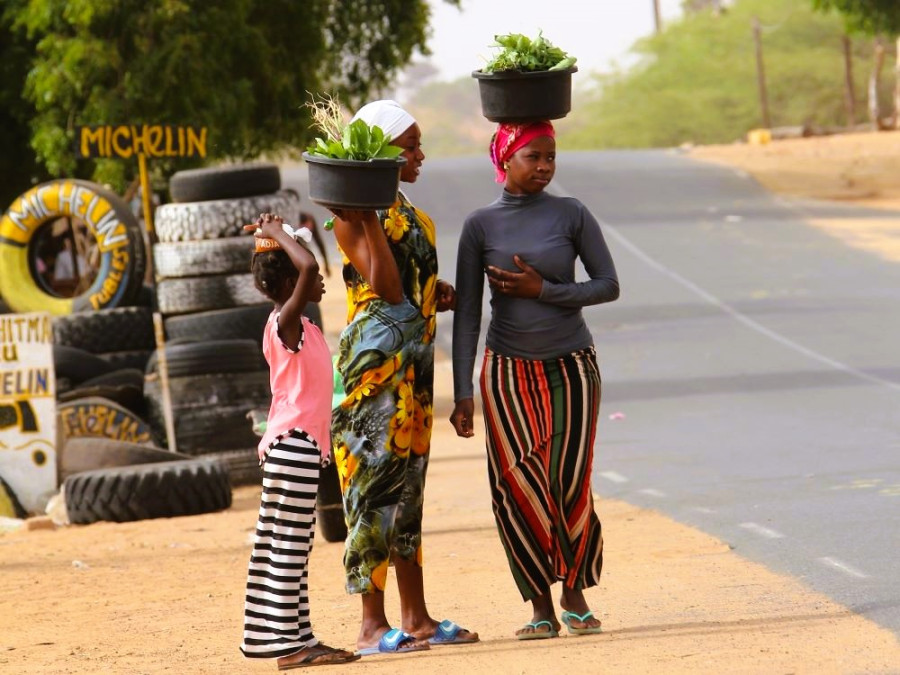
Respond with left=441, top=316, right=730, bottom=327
left=285, top=150, right=900, bottom=636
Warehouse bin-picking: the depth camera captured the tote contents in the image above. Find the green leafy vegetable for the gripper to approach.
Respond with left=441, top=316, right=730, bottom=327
left=481, top=32, right=576, bottom=74
left=304, top=94, right=403, bottom=161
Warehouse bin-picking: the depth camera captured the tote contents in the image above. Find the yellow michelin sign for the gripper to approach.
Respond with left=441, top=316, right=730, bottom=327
left=74, top=125, right=207, bottom=159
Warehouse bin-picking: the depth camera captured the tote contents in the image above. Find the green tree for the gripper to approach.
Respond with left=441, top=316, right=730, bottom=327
left=559, top=0, right=892, bottom=150
left=811, top=0, right=900, bottom=34
left=0, top=4, right=51, bottom=210
left=0, top=0, right=457, bottom=206
left=812, top=0, right=900, bottom=127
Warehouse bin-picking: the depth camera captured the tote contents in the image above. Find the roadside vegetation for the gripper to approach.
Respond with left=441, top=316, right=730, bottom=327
left=404, top=0, right=898, bottom=154
left=0, top=0, right=459, bottom=208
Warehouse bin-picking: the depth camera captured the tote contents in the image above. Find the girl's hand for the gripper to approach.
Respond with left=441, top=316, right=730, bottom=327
left=254, top=212, right=287, bottom=240
left=436, top=279, right=456, bottom=312
left=450, top=398, right=475, bottom=438
left=486, top=255, right=543, bottom=298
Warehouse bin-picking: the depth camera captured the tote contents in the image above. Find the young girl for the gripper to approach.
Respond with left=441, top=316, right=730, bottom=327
left=239, top=212, right=359, bottom=669
left=451, top=121, right=619, bottom=640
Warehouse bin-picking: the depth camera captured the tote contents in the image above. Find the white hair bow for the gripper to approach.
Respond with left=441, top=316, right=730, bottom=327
left=281, top=223, right=313, bottom=243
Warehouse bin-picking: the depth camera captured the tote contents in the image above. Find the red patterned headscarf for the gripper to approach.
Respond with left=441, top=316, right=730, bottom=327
left=489, top=121, right=555, bottom=183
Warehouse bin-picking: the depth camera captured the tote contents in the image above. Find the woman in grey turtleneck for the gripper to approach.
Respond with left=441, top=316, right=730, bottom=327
left=450, top=120, right=619, bottom=640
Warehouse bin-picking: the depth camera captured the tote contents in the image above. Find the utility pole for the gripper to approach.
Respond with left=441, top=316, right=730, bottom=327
left=653, top=0, right=662, bottom=34
left=752, top=17, right=771, bottom=129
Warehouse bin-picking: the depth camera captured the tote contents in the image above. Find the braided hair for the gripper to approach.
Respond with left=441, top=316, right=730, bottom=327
left=251, top=249, right=298, bottom=302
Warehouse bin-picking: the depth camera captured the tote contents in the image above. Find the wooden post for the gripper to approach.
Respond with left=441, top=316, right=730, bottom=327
left=752, top=17, right=772, bottom=129
left=842, top=35, right=857, bottom=128
left=895, top=36, right=900, bottom=130
left=152, top=312, right=178, bottom=454
left=137, top=153, right=155, bottom=239
left=869, top=37, right=885, bottom=128
left=652, top=0, right=662, bottom=34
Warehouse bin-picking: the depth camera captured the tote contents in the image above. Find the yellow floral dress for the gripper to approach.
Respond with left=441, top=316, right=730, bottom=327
left=331, top=192, right=438, bottom=595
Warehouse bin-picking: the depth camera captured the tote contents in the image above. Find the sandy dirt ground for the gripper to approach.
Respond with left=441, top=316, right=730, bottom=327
left=3, top=133, right=900, bottom=674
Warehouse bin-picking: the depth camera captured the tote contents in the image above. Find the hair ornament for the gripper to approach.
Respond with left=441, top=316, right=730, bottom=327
left=245, top=223, right=313, bottom=252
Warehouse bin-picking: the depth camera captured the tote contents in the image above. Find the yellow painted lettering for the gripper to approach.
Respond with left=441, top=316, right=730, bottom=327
left=112, top=126, right=133, bottom=158
left=187, top=127, right=207, bottom=158
left=80, top=127, right=105, bottom=158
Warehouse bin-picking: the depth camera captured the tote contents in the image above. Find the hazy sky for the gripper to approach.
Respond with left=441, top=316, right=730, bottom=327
left=422, top=0, right=685, bottom=81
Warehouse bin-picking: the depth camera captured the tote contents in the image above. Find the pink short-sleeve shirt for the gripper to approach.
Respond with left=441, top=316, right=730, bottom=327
left=258, top=311, right=333, bottom=457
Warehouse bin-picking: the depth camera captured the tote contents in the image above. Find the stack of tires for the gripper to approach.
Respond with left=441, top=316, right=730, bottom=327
left=148, top=164, right=301, bottom=484
left=0, top=178, right=233, bottom=525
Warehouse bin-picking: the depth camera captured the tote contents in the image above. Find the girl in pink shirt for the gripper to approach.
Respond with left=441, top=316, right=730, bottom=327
left=239, top=213, right=359, bottom=669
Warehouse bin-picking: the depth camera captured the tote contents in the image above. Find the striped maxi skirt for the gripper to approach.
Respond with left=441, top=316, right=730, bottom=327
left=480, top=347, right=604, bottom=602
left=241, top=429, right=321, bottom=659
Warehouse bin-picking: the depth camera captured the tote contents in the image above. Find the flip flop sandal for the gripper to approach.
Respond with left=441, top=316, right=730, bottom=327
left=277, top=644, right=361, bottom=670
left=428, top=619, right=479, bottom=645
left=560, top=610, right=603, bottom=635
left=356, top=628, right=429, bottom=656
left=516, top=620, right=560, bottom=641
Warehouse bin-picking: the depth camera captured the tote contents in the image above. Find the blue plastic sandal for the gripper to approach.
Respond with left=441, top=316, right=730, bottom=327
left=428, top=619, right=479, bottom=645
left=356, top=628, right=428, bottom=656
left=560, top=610, right=603, bottom=635
left=516, top=620, right=559, bottom=641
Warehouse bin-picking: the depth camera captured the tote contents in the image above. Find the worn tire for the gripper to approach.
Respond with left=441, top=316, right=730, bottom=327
left=156, top=273, right=267, bottom=315
left=144, top=403, right=263, bottom=455
left=168, top=164, right=281, bottom=203
left=316, top=462, right=347, bottom=543
left=154, top=190, right=300, bottom=242
left=153, top=236, right=254, bottom=279
left=64, top=457, right=232, bottom=524
left=144, top=339, right=265, bottom=377
left=54, top=345, right=116, bottom=387
left=96, top=350, right=153, bottom=371
left=0, top=179, right=147, bottom=314
left=163, top=304, right=271, bottom=345
left=59, top=437, right=190, bottom=483
left=52, top=306, right=155, bottom=353
left=204, top=448, right=263, bottom=487
left=143, top=371, right=270, bottom=455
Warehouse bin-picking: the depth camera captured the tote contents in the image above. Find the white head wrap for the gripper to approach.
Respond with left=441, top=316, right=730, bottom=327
left=350, top=99, right=416, bottom=142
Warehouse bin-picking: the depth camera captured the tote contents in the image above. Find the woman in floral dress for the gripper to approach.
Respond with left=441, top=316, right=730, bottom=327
left=329, top=100, right=478, bottom=655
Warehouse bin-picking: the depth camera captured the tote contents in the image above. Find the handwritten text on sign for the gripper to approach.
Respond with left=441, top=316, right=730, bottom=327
left=74, top=125, right=207, bottom=159
left=0, top=313, right=57, bottom=517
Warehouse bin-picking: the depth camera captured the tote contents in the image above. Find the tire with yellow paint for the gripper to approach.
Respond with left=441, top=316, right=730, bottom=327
left=0, top=179, right=147, bottom=315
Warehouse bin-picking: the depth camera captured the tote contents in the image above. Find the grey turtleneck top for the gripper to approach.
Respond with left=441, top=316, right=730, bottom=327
left=452, top=190, right=620, bottom=401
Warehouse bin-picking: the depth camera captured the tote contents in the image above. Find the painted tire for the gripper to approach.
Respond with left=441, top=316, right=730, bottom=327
left=0, top=179, right=147, bottom=315
left=56, top=396, right=155, bottom=449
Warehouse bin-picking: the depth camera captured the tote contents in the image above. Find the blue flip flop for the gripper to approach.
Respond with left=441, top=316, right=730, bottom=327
left=356, top=628, right=428, bottom=656
left=428, top=619, right=479, bottom=645
left=560, top=610, right=603, bottom=635
left=516, top=620, right=559, bottom=641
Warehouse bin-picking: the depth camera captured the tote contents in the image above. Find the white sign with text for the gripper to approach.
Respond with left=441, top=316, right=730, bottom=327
left=0, top=313, right=57, bottom=516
